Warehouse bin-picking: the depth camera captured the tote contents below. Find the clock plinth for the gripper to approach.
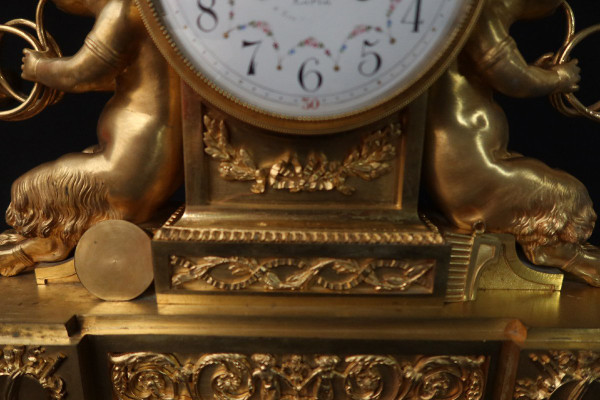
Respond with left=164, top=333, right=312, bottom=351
left=152, top=84, right=451, bottom=303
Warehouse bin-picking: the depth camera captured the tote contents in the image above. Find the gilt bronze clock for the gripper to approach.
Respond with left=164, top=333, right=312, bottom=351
left=137, top=0, right=483, bottom=133
left=3, top=2, right=600, bottom=397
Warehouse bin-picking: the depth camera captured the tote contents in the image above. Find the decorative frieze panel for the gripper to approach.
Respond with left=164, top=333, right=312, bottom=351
left=170, top=256, right=436, bottom=294
left=110, top=352, right=486, bottom=400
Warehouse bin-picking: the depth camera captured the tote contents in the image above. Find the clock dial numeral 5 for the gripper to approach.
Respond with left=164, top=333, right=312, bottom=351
left=358, top=40, right=382, bottom=77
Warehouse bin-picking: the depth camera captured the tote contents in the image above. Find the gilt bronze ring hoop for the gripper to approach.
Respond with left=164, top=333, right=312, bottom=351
left=0, top=0, right=63, bottom=121
left=549, top=2, right=600, bottom=122
left=555, top=24, right=600, bottom=123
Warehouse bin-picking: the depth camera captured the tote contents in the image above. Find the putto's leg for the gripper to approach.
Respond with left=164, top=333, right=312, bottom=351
left=0, top=236, right=72, bottom=277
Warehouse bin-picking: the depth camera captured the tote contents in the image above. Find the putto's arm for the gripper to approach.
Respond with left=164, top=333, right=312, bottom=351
left=21, top=0, right=135, bottom=92
left=465, top=14, right=580, bottom=98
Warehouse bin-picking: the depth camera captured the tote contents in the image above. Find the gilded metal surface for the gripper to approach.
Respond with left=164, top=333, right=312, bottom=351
left=515, top=351, right=600, bottom=400
left=0, top=346, right=66, bottom=400
left=74, top=220, right=153, bottom=301
left=424, top=0, right=600, bottom=287
left=445, top=232, right=563, bottom=302
left=203, top=116, right=402, bottom=195
left=0, top=0, right=182, bottom=277
left=171, top=255, right=435, bottom=294
left=110, top=352, right=486, bottom=400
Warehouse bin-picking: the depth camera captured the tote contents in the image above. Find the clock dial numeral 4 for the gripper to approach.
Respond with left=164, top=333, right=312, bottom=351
left=402, top=0, right=424, bottom=33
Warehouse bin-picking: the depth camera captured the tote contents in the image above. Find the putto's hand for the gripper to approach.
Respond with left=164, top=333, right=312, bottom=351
left=533, top=52, right=555, bottom=69
left=21, top=49, right=50, bottom=82
left=551, top=59, right=581, bottom=93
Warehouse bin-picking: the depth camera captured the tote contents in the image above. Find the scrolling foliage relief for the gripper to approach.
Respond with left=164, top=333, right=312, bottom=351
left=0, top=346, right=66, bottom=400
left=515, top=351, right=600, bottom=400
left=110, top=352, right=486, bottom=400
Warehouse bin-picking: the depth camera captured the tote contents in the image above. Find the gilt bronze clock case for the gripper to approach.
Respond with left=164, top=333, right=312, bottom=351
left=136, top=0, right=485, bottom=303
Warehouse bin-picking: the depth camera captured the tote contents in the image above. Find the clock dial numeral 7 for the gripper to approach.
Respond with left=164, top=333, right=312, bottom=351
left=242, top=40, right=262, bottom=76
left=358, top=40, right=382, bottom=77
left=298, top=58, right=323, bottom=93
left=197, top=0, right=218, bottom=32
left=402, top=0, right=424, bottom=33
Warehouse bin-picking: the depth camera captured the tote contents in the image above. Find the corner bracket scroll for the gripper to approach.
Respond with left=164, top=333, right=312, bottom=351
left=445, top=232, right=563, bottom=302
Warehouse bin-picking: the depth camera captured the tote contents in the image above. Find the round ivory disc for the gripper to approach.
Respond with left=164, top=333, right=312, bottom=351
left=75, top=220, right=154, bottom=301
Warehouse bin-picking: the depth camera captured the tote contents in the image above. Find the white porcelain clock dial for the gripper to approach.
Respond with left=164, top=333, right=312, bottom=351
left=137, top=0, right=483, bottom=133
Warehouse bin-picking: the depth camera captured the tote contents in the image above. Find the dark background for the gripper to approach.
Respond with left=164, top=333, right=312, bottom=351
left=0, top=1, right=599, bottom=241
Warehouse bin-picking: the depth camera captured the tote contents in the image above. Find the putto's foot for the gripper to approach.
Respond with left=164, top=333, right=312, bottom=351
left=530, top=242, right=600, bottom=287
left=582, top=243, right=600, bottom=256
left=0, top=236, right=72, bottom=277
left=562, top=245, right=600, bottom=287
left=0, top=243, right=36, bottom=277
left=0, top=230, right=26, bottom=246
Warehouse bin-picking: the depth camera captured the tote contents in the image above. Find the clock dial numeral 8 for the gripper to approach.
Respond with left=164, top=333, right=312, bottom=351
left=197, top=0, right=218, bottom=32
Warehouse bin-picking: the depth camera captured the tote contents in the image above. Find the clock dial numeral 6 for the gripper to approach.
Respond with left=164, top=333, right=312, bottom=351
left=298, top=58, right=323, bottom=93
left=197, top=0, right=218, bottom=32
